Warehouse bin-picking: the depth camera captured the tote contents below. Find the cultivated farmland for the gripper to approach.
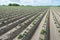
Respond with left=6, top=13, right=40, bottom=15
left=0, top=6, right=60, bottom=40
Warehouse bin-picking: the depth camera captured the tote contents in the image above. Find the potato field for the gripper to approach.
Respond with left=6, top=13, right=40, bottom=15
left=0, top=6, right=60, bottom=40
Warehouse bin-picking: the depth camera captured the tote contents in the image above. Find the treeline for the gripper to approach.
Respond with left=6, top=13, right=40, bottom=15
left=1, top=3, right=33, bottom=6
left=8, top=3, right=20, bottom=6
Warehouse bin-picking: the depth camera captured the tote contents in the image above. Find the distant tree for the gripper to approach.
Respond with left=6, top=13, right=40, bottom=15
left=58, top=6, right=60, bottom=7
left=2, top=5, right=6, bottom=6
left=8, top=3, right=12, bottom=6
left=8, top=3, right=20, bottom=6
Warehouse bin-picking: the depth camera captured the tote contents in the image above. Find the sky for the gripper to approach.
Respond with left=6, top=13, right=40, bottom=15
left=0, top=0, right=60, bottom=6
